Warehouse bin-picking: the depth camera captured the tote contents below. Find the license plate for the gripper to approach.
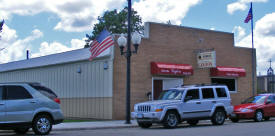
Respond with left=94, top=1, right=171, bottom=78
left=137, top=113, right=144, bottom=118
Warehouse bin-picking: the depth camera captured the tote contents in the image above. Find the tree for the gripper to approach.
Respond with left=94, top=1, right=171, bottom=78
left=84, top=7, right=143, bottom=48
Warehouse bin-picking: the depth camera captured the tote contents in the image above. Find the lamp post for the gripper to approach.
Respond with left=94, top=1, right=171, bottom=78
left=117, top=3, right=141, bottom=123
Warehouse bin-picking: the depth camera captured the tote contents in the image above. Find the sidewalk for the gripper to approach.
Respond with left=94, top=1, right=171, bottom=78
left=53, top=120, right=138, bottom=131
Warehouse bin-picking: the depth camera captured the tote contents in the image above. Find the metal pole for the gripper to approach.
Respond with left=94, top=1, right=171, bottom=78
left=251, top=2, right=256, bottom=96
left=125, top=0, right=132, bottom=124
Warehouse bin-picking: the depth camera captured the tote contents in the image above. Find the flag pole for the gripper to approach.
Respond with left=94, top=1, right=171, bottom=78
left=251, top=2, right=256, bottom=96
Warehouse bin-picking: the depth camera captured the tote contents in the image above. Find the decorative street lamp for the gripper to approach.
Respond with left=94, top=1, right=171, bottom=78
left=117, top=2, right=142, bottom=123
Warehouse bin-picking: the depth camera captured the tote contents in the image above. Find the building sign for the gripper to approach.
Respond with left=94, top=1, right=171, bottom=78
left=151, top=62, right=193, bottom=76
left=197, top=51, right=216, bottom=68
left=210, top=66, right=246, bottom=77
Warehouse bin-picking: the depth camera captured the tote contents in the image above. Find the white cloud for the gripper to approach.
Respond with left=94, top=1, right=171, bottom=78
left=0, top=0, right=125, bottom=32
left=31, top=38, right=85, bottom=58
left=0, top=0, right=202, bottom=32
left=133, top=0, right=202, bottom=25
left=232, top=26, right=246, bottom=41
left=235, top=12, right=275, bottom=75
left=227, top=0, right=268, bottom=14
left=0, top=25, right=43, bottom=63
left=0, top=24, right=84, bottom=63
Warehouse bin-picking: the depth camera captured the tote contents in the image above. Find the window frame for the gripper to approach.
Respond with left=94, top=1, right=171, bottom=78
left=201, top=87, right=215, bottom=99
left=185, top=89, right=200, bottom=100
left=211, top=77, right=237, bottom=93
left=4, top=85, right=33, bottom=100
left=215, top=87, right=228, bottom=98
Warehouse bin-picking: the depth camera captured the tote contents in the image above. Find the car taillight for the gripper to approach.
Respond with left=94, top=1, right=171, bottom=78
left=54, top=98, right=61, bottom=104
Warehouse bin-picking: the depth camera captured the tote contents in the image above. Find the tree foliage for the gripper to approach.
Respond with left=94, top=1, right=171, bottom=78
left=84, top=7, right=143, bottom=48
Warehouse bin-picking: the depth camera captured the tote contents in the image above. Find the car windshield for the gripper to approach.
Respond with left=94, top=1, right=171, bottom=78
left=242, top=95, right=267, bottom=104
left=158, top=89, right=183, bottom=100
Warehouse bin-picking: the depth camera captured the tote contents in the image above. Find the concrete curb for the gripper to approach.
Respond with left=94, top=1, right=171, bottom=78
left=52, top=120, right=139, bottom=131
left=53, top=125, right=139, bottom=131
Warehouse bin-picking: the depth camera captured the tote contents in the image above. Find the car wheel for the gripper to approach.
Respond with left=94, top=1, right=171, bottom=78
left=137, top=122, right=152, bottom=128
left=254, top=110, right=263, bottom=122
left=187, top=120, right=199, bottom=126
left=230, top=118, right=239, bottom=123
left=211, top=109, right=226, bottom=125
left=163, top=111, right=179, bottom=128
left=14, top=128, right=29, bottom=134
left=264, top=117, right=270, bottom=121
left=32, top=114, right=52, bottom=135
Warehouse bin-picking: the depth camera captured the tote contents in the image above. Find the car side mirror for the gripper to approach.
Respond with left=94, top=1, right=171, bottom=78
left=184, top=96, right=192, bottom=102
left=266, top=99, right=272, bottom=105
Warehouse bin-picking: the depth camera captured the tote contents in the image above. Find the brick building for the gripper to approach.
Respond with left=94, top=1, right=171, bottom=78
left=0, top=22, right=256, bottom=120
left=113, top=22, right=255, bottom=119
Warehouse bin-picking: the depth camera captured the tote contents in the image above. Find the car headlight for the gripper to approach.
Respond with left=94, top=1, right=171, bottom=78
left=154, top=105, right=164, bottom=112
left=240, top=108, right=254, bottom=112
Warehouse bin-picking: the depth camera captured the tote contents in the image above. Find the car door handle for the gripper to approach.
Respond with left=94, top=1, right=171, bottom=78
left=196, top=102, right=201, bottom=104
left=212, top=101, right=217, bottom=103
left=0, top=103, right=4, bottom=105
left=30, top=101, right=36, bottom=103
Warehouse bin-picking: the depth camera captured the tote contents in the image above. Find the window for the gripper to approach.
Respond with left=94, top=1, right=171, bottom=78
left=211, top=78, right=236, bottom=92
left=202, top=88, right=214, bottom=99
left=29, top=84, right=57, bottom=99
left=0, top=86, right=3, bottom=100
left=216, top=88, right=227, bottom=98
left=5, top=86, right=33, bottom=100
left=158, top=89, right=183, bottom=100
left=242, top=96, right=267, bottom=104
left=268, top=96, right=275, bottom=103
left=185, top=89, right=200, bottom=100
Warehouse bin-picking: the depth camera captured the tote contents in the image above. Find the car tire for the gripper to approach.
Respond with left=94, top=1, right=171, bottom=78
left=32, top=114, right=53, bottom=135
left=187, top=120, right=199, bottom=126
left=211, top=109, right=226, bottom=125
left=137, top=122, right=152, bottom=128
left=230, top=118, right=239, bottom=123
left=14, top=128, right=29, bottom=135
left=163, top=111, right=179, bottom=128
left=264, top=117, right=270, bottom=121
left=254, top=110, right=263, bottom=122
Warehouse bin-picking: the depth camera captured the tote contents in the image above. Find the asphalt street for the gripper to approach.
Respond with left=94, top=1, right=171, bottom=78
left=1, top=119, right=275, bottom=136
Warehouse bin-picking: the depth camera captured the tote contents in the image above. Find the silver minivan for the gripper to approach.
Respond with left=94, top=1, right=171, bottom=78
left=0, top=82, right=64, bottom=135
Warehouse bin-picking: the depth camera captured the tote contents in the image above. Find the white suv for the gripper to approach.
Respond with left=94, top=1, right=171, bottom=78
left=131, top=84, right=233, bottom=128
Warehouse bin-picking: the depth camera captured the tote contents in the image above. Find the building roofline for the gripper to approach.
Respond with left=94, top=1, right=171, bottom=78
left=0, top=47, right=112, bottom=73
left=146, top=22, right=234, bottom=35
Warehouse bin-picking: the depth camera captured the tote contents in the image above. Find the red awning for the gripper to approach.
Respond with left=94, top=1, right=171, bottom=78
left=210, top=66, right=246, bottom=77
left=151, top=62, right=193, bottom=76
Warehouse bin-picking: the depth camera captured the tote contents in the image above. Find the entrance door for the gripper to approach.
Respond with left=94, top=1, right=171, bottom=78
left=153, top=80, right=163, bottom=100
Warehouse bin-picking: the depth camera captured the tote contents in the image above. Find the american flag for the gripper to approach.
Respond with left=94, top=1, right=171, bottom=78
left=0, top=19, right=4, bottom=32
left=244, top=6, right=252, bottom=23
left=89, top=29, right=114, bottom=60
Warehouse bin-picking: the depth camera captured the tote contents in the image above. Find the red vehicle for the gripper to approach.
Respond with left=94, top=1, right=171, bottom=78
left=230, top=94, right=275, bottom=122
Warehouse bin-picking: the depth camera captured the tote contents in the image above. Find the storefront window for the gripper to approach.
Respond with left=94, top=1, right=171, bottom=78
left=211, top=78, right=237, bottom=92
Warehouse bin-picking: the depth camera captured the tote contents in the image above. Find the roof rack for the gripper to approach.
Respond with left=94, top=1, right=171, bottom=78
left=0, top=82, right=41, bottom=85
left=194, top=83, right=226, bottom=87
left=180, top=83, right=226, bottom=87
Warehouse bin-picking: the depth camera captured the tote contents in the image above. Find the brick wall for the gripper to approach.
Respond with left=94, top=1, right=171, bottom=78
left=112, top=22, right=255, bottom=119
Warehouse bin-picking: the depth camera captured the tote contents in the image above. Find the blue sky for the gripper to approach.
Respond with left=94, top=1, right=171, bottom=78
left=0, top=0, right=275, bottom=75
